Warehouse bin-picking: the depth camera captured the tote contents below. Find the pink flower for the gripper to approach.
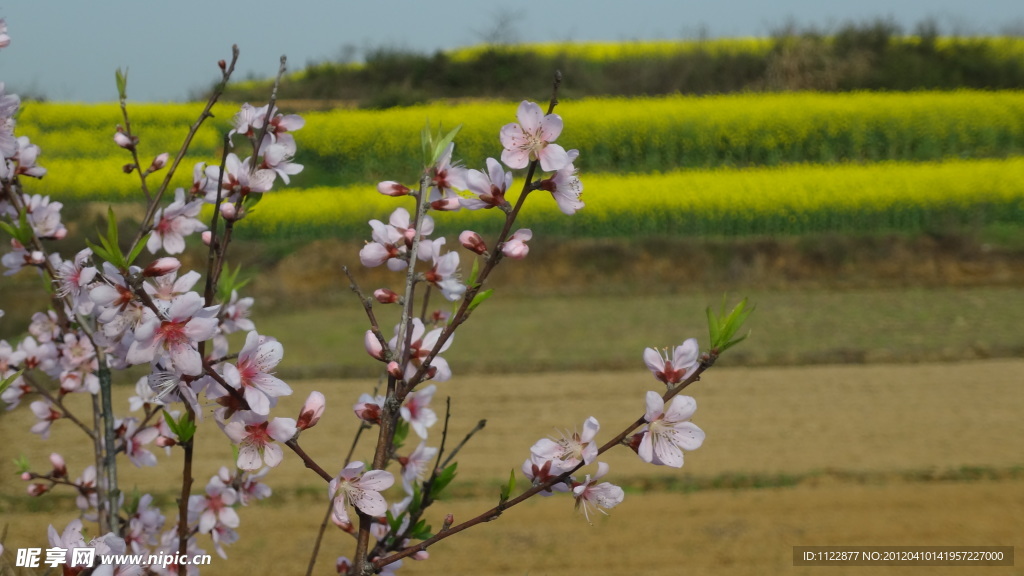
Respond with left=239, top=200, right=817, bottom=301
left=127, top=291, right=220, bottom=376
left=187, top=479, right=240, bottom=534
left=460, top=158, right=511, bottom=210
left=400, top=384, right=437, bottom=439
left=353, top=393, right=384, bottom=424
left=30, top=399, right=61, bottom=438
left=13, top=136, right=46, bottom=178
left=262, top=141, right=303, bottom=184
left=428, top=143, right=466, bottom=204
left=522, top=457, right=572, bottom=496
left=572, top=462, right=624, bottom=522
left=220, top=290, right=255, bottom=334
left=222, top=415, right=297, bottom=470
left=222, top=331, right=291, bottom=416
left=423, top=249, right=465, bottom=302
left=329, top=461, right=395, bottom=525
left=399, top=441, right=438, bottom=493
left=540, top=148, right=584, bottom=215
left=52, top=248, right=97, bottom=315
left=147, top=188, right=207, bottom=255
left=120, top=417, right=159, bottom=467
left=501, top=228, right=532, bottom=260
left=203, top=153, right=275, bottom=202
left=0, top=18, right=9, bottom=49
left=643, top=338, right=699, bottom=386
left=500, top=100, right=570, bottom=172
left=389, top=318, right=453, bottom=382
left=530, top=416, right=599, bottom=469
left=635, top=392, right=705, bottom=468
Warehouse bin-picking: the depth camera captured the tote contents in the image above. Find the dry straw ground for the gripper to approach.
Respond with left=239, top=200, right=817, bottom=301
left=2, top=359, right=1022, bottom=575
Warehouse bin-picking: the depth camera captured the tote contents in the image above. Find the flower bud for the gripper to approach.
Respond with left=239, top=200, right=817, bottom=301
left=143, top=257, right=181, bottom=277
left=49, top=453, right=67, bottom=478
left=377, top=181, right=410, bottom=197
left=353, top=401, right=381, bottom=425
left=201, top=231, right=212, bottom=246
left=218, top=59, right=227, bottom=71
left=430, top=197, right=461, bottom=211
left=296, top=391, right=326, bottom=431
left=220, top=202, right=244, bottom=221
left=364, top=330, right=384, bottom=361
left=113, top=128, right=136, bottom=150
left=442, top=514, right=454, bottom=531
left=155, top=435, right=177, bottom=448
left=149, top=152, right=169, bottom=172
left=501, top=229, right=532, bottom=260
left=27, top=483, right=49, bottom=496
left=387, top=361, right=402, bottom=379
left=373, top=288, right=399, bottom=304
left=122, top=163, right=135, bottom=174
left=459, top=230, right=487, bottom=255
left=20, top=471, right=31, bottom=481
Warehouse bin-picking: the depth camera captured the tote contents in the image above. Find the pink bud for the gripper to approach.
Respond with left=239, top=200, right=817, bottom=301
left=27, top=483, right=49, bottom=496
left=430, top=197, right=461, bottom=211
left=296, top=391, right=325, bottom=430
left=459, top=230, right=487, bottom=254
left=155, top=436, right=177, bottom=448
left=201, top=231, right=212, bottom=246
left=113, top=129, right=133, bottom=147
left=53, top=228, right=68, bottom=240
left=218, top=59, right=227, bottom=71
left=387, top=361, right=402, bottom=379
left=377, top=181, right=410, bottom=197
left=20, top=471, right=31, bottom=481
left=49, top=453, right=66, bottom=477
left=149, top=152, right=170, bottom=172
left=364, top=330, right=384, bottom=361
left=143, top=257, right=181, bottom=277
left=373, top=288, right=399, bottom=304
left=353, top=401, right=381, bottom=425
left=501, top=229, right=533, bottom=260
left=220, top=203, right=240, bottom=221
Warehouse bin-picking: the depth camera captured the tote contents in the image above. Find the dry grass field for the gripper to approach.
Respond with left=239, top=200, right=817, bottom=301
left=2, top=359, right=1022, bottom=575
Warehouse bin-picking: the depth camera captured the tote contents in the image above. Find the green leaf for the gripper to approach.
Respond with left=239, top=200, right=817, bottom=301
left=409, top=519, right=433, bottom=540
left=466, top=256, right=481, bottom=288
left=115, top=68, right=128, bottom=100
left=431, top=462, right=458, bottom=496
left=707, top=296, right=754, bottom=353
left=126, top=233, right=151, bottom=266
left=385, top=510, right=403, bottom=533
left=468, top=288, right=494, bottom=313
left=408, top=483, right=423, bottom=516
left=0, top=220, right=26, bottom=244
left=85, top=239, right=115, bottom=266
left=0, top=369, right=20, bottom=396
left=13, top=454, right=30, bottom=474
left=431, top=124, right=462, bottom=165
left=164, top=410, right=195, bottom=443
left=499, top=469, right=515, bottom=504
left=421, top=120, right=433, bottom=167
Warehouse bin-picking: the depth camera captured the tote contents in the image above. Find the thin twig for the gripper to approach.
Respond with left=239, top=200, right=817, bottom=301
left=373, top=358, right=714, bottom=570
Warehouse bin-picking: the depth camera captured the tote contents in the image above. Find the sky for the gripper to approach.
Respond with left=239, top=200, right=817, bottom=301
left=1, top=0, right=1022, bottom=102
